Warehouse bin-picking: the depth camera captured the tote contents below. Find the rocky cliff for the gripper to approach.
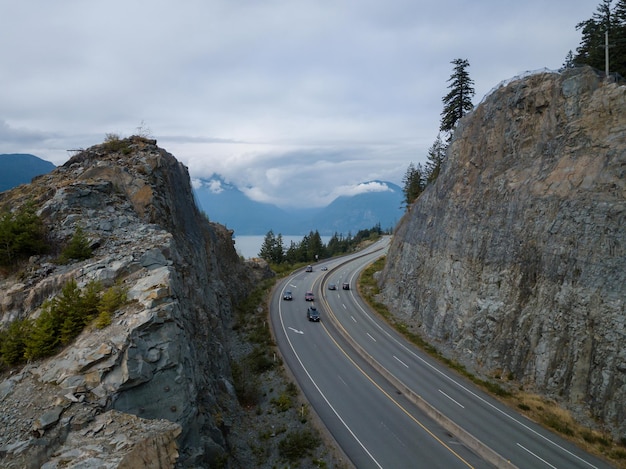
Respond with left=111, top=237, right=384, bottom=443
left=0, top=137, right=270, bottom=467
left=380, top=66, right=626, bottom=437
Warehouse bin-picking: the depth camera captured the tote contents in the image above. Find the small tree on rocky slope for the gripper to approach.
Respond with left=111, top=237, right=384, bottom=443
left=0, top=202, right=48, bottom=267
left=401, top=162, right=425, bottom=207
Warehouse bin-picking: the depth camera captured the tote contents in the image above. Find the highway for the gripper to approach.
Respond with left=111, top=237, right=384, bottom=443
left=269, top=237, right=614, bottom=469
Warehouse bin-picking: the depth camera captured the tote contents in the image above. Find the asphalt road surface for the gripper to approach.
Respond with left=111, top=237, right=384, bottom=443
left=269, top=237, right=613, bottom=469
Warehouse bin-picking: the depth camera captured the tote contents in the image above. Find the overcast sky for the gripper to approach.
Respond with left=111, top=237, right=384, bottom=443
left=1, top=1, right=596, bottom=208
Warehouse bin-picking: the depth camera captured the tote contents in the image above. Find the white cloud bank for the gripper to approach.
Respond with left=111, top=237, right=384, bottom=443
left=0, top=1, right=594, bottom=208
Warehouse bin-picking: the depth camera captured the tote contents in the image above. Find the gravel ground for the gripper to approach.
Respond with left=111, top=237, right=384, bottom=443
left=226, top=331, right=351, bottom=469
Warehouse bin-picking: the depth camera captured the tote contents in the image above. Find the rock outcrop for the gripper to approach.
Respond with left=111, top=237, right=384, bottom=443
left=380, top=67, right=625, bottom=436
left=0, top=137, right=272, bottom=467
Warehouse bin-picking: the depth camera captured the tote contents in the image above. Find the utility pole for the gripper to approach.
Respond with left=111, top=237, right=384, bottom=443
left=603, top=29, right=615, bottom=81
left=605, top=29, right=610, bottom=78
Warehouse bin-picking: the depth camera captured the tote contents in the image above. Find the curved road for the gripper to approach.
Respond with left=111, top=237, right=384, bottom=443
left=269, top=238, right=613, bottom=469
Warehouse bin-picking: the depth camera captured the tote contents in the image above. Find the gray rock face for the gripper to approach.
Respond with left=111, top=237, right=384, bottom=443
left=380, top=67, right=626, bottom=436
left=0, top=137, right=271, bottom=467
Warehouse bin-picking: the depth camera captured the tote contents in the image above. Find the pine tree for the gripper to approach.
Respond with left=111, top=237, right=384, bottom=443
left=0, top=202, right=48, bottom=266
left=96, top=282, right=128, bottom=329
left=401, top=162, right=425, bottom=207
left=561, top=50, right=576, bottom=70
left=613, top=0, right=626, bottom=76
left=307, top=230, right=325, bottom=261
left=424, top=134, right=447, bottom=184
left=284, top=240, right=299, bottom=264
left=0, top=319, right=29, bottom=366
left=326, top=232, right=348, bottom=256
left=58, top=279, right=86, bottom=345
left=440, top=58, right=475, bottom=139
left=258, top=230, right=284, bottom=264
left=574, top=0, right=626, bottom=78
left=59, top=226, right=92, bottom=264
left=24, top=305, right=59, bottom=360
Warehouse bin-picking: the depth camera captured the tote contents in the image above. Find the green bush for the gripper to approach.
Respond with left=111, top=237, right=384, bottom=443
left=286, top=381, right=298, bottom=397
left=0, top=201, right=48, bottom=267
left=58, top=226, right=92, bottom=264
left=1, top=279, right=128, bottom=366
left=24, top=305, right=60, bottom=360
left=0, top=319, right=30, bottom=366
left=95, top=282, right=127, bottom=328
left=230, top=360, right=261, bottom=407
left=247, top=346, right=276, bottom=374
left=270, top=392, right=292, bottom=412
left=278, top=429, right=321, bottom=461
left=103, top=134, right=132, bottom=154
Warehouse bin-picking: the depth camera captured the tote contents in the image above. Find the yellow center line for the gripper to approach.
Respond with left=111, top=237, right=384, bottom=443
left=319, top=294, right=475, bottom=468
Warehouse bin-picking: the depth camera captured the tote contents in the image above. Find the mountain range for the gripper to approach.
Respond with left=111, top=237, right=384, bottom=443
left=0, top=153, right=56, bottom=192
left=1, top=154, right=404, bottom=236
left=193, top=175, right=404, bottom=236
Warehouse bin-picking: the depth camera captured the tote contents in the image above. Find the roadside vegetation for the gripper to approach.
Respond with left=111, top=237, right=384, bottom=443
left=359, top=257, right=626, bottom=467
left=258, top=224, right=386, bottom=268
left=230, top=277, right=339, bottom=467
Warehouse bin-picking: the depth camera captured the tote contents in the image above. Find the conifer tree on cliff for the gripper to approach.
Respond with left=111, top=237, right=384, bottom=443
left=574, top=0, right=626, bottom=78
left=401, top=162, right=424, bottom=207
left=440, top=58, right=475, bottom=140
left=424, top=134, right=447, bottom=184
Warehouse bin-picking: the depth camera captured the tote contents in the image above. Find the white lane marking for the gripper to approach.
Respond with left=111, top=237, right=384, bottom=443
left=517, top=443, right=558, bottom=468
left=367, top=333, right=376, bottom=342
left=347, top=284, right=601, bottom=468
left=393, top=355, right=409, bottom=368
left=439, top=389, right=465, bottom=408
left=277, top=285, right=383, bottom=469
left=342, top=303, right=347, bottom=309
left=288, top=327, right=303, bottom=335
left=380, top=421, right=406, bottom=447
left=338, top=375, right=348, bottom=387
left=351, top=316, right=357, bottom=323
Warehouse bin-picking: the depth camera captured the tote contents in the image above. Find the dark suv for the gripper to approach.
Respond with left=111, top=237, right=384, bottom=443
left=342, top=282, right=350, bottom=290
left=307, top=305, right=320, bottom=322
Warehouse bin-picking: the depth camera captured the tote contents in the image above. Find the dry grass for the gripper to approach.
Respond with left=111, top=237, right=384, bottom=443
left=506, top=392, right=625, bottom=467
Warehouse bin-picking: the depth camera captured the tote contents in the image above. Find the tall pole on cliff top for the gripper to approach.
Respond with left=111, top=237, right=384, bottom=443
left=605, top=30, right=610, bottom=78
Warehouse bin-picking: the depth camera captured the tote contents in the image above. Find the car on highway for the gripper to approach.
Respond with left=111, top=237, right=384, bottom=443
left=342, top=282, right=350, bottom=290
left=305, top=265, right=313, bottom=272
left=321, top=266, right=328, bottom=271
left=306, top=305, right=320, bottom=322
left=328, top=283, right=336, bottom=290
left=283, top=291, right=293, bottom=300
left=305, top=291, right=315, bottom=301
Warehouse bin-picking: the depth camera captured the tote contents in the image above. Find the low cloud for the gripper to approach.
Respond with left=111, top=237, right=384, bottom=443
left=336, top=181, right=394, bottom=198
left=0, top=1, right=594, bottom=205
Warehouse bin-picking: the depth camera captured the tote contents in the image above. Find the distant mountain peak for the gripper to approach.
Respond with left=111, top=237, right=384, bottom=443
left=193, top=174, right=403, bottom=235
left=0, top=153, right=56, bottom=192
